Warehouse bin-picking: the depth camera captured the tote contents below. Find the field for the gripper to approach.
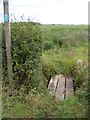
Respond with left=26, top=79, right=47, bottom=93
left=2, top=23, right=88, bottom=118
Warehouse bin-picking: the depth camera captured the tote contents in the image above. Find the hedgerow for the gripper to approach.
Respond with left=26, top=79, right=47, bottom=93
left=2, top=22, right=42, bottom=90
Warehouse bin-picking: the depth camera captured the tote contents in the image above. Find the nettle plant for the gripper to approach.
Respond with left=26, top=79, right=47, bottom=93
left=2, top=22, right=42, bottom=90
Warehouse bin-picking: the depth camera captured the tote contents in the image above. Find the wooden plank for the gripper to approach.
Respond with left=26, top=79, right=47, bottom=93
left=55, top=75, right=65, bottom=100
left=66, top=78, right=74, bottom=98
left=48, top=75, right=58, bottom=95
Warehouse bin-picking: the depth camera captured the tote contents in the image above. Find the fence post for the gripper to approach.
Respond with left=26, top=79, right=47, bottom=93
left=0, top=21, right=2, bottom=119
left=3, top=0, right=13, bottom=95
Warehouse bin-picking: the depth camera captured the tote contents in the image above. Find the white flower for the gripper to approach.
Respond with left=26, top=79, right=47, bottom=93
left=77, top=59, right=82, bottom=65
left=84, top=65, right=87, bottom=68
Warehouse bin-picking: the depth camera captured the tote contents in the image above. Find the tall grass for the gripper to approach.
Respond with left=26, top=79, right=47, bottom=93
left=2, top=24, right=88, bottom=118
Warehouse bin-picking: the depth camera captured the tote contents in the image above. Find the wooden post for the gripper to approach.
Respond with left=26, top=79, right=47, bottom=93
left=0, top=22, right=2, bottom=119
left=3, top=0, right=13, bottom=95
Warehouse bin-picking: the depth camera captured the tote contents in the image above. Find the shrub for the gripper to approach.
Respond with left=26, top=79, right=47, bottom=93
left=43, top=41, right=53, bottom=50
left=58, top=39, right=63, bottom=47
left=2, top=22, right=42, bottom=90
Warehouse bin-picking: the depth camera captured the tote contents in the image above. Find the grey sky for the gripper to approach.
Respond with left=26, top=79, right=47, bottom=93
left=0, top=0, right=89, bottom=24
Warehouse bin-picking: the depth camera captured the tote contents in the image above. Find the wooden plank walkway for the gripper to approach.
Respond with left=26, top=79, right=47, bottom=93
left=66, top=78, right=74, bottom=98
left=48, top=75, right=74, bottom=100
left=55, top=75, right=65, bottom=100
left=48, top=75, right=58, bottom=95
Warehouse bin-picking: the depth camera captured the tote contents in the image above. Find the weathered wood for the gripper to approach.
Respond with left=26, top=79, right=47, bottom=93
left=48, top=75, right=58, bottom=95
left=48, top=74, right=74, bottom=101
left=66, top=78, right=74, bottom=98
left=55, top=75, right=65, bottom=100
left=3, top=0, right=13, bottom=95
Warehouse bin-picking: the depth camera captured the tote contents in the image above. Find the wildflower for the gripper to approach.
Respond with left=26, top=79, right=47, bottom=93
left=77, top=59, right=82, bottom=65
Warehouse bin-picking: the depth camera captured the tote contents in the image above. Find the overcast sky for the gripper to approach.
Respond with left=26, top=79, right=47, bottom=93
left=0, top=0, right=89, bottom=24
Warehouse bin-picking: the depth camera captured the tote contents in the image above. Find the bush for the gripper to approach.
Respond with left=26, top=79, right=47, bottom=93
left=2, top=22, right=42, bottom=90
left=43, top=41, right=53, bottom=50
left=58, top=39, right=64, bottom=47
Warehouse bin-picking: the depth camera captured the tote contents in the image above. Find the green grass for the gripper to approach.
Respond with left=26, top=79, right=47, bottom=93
left=2, top=24, right=88, bottom=118
left=2, top=89, right=56, bottom=118
left=2, top=87, right=88, bottom=118
left=41, top=25, right=88, bottom=49
left=41, top=46, right=88, bottom=84
left=57, top=96, right=88, bottom=118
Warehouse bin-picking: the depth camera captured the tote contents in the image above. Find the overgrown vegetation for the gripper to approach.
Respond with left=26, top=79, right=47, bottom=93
left=2, top=23, right=88, bottom=118
left=2, top=22, right=42, bottom=90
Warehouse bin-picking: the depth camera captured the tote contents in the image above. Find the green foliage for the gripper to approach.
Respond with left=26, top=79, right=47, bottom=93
left=42, top=25, right=88, bottom=49
left=58, top=38, right=64, bottom=47
left=2, top=86, right=88, bottom=118
left=42, top=46, right=88, bottom=89
left=57, top=96, right=87, bottom=118
left=2, top=22, right=42, bottom=89
left=2, top=86, right=56, bottom=118
left=43, top=41, right=53, bottom=50
left=2, top=24, right=88, bottom=118
left=2, top=25, right=8, bottom=84
left=73, top=63, right=88, bottom=88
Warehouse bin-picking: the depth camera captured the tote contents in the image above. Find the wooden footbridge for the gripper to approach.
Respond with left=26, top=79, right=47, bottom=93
left=48, top=75, right=74, bottom=100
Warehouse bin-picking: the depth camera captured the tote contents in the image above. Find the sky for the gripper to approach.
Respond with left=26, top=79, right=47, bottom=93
left=0, top=0, right=89, bottom=24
